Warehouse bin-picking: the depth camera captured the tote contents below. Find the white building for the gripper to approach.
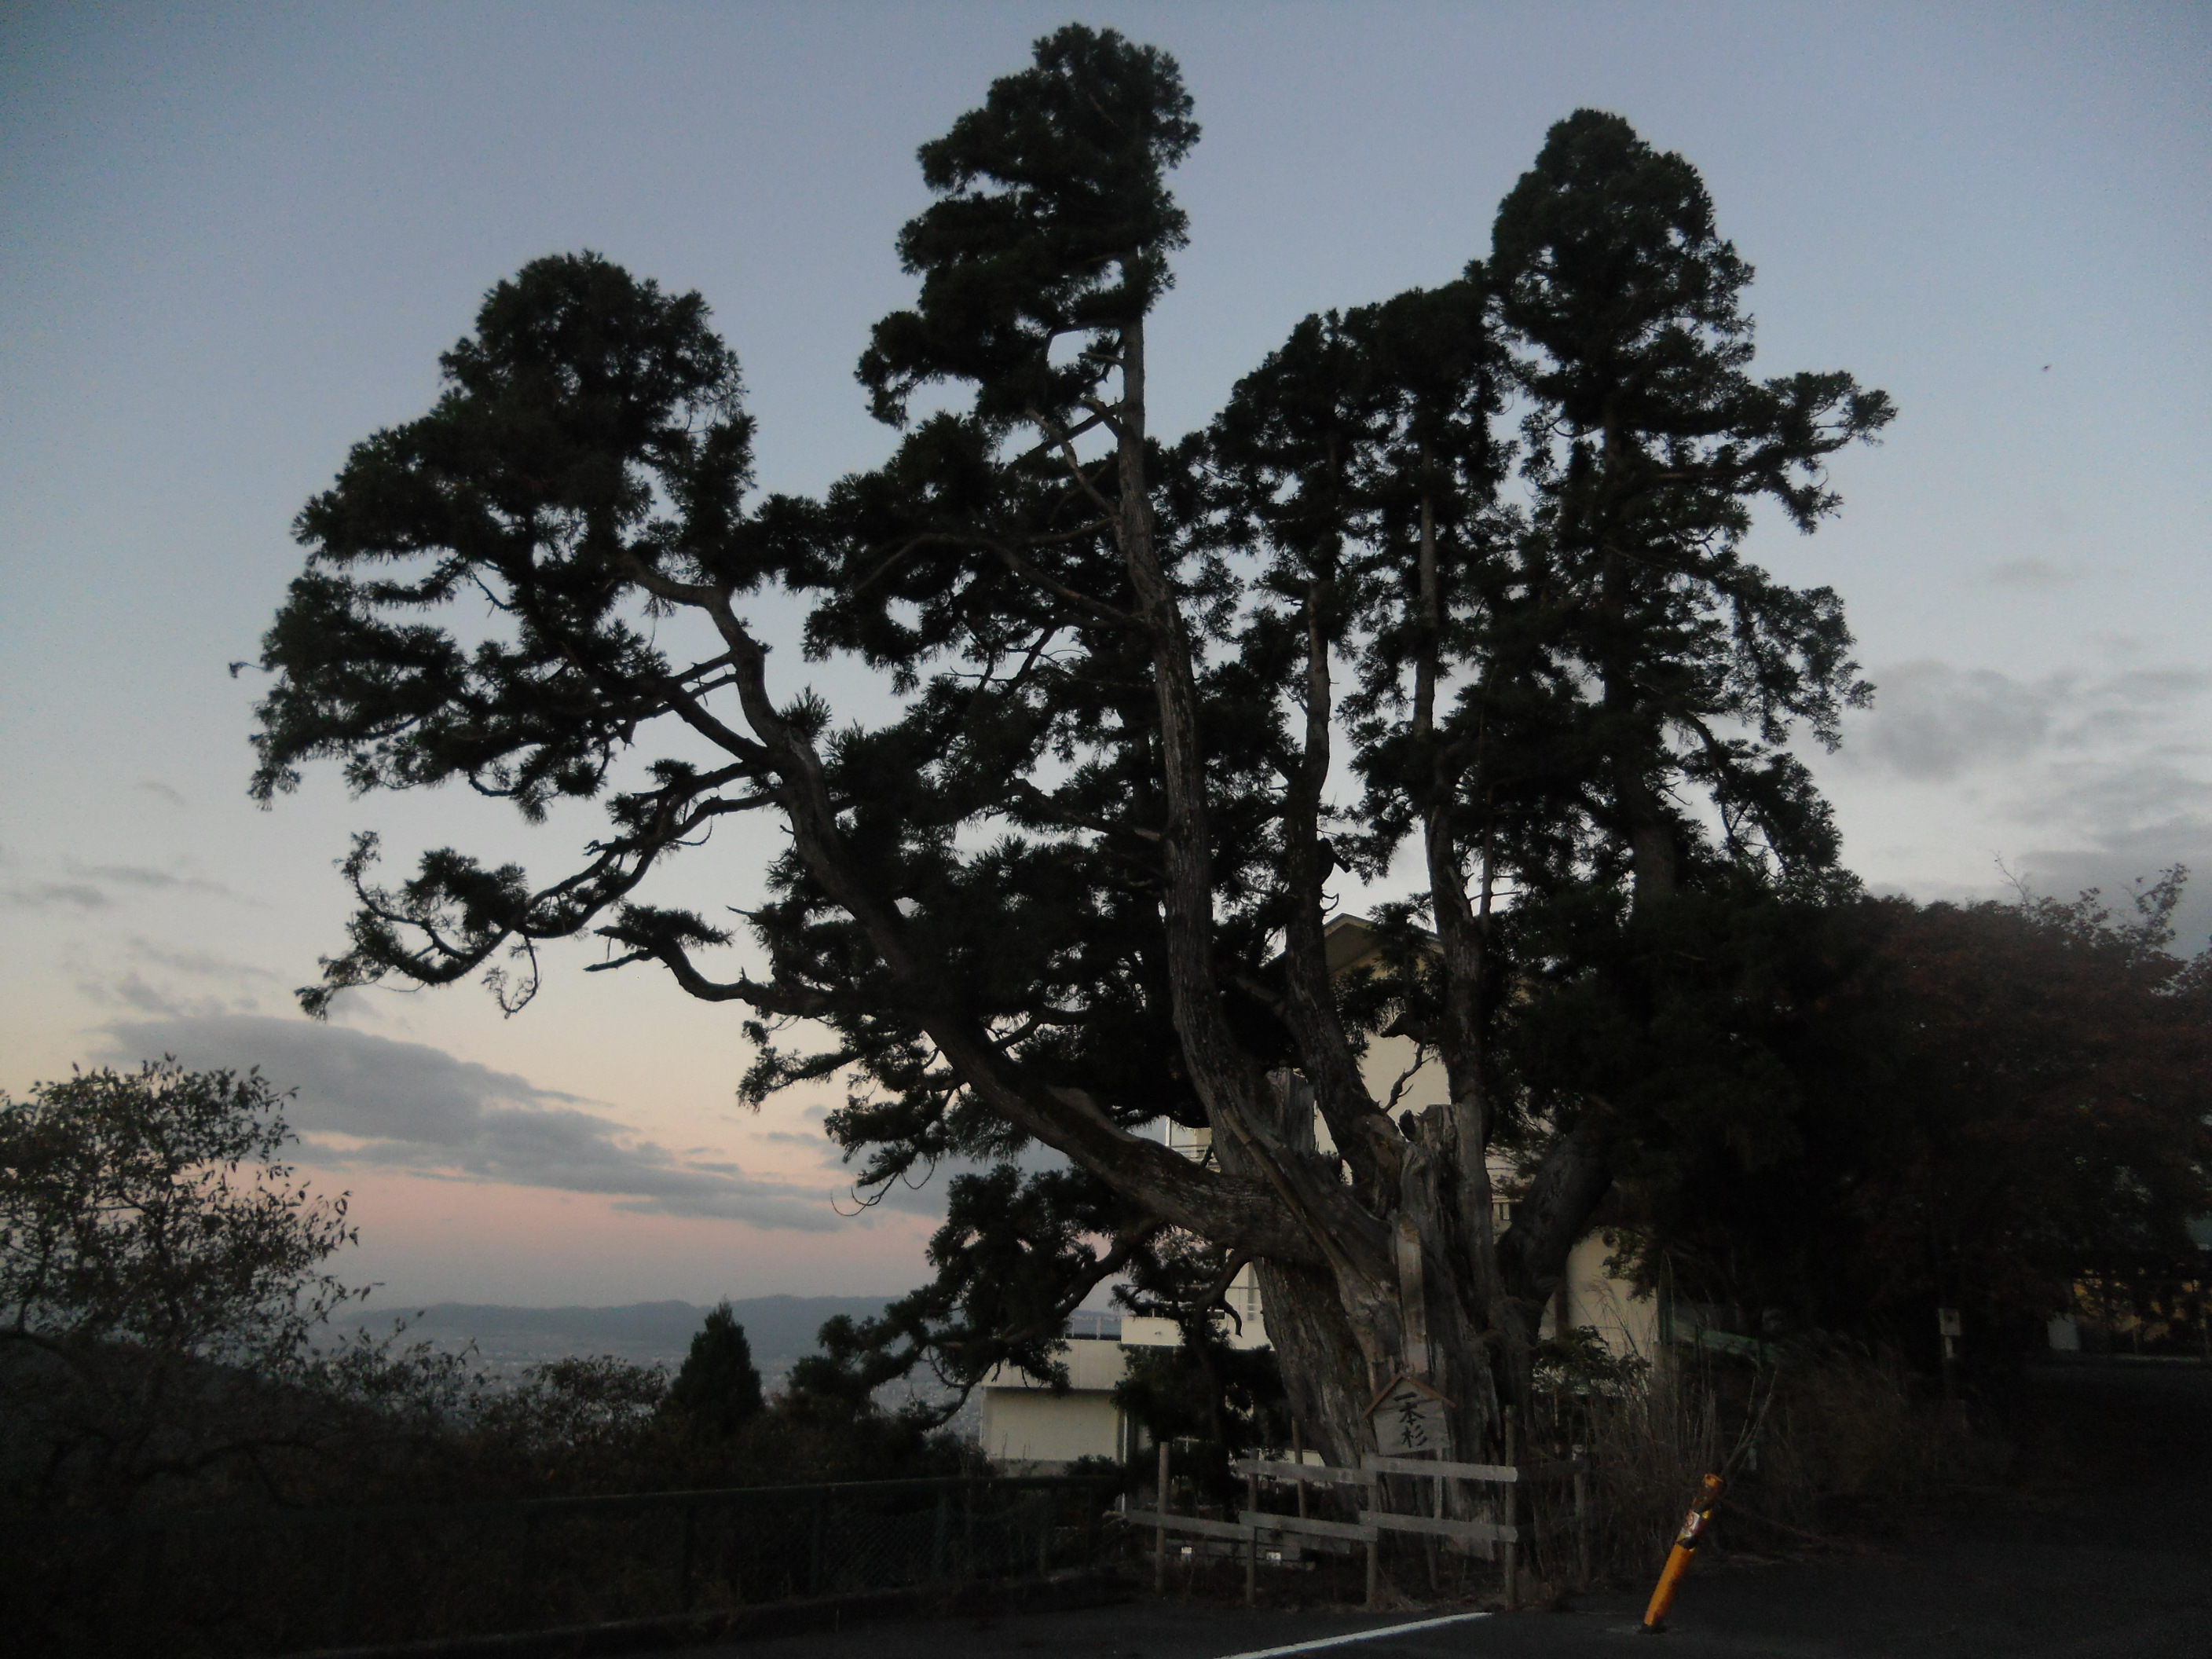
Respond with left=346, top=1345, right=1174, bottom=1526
left=976, top=1318, right=1137, bottom=1470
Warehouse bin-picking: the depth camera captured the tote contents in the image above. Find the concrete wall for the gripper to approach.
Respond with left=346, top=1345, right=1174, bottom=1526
left=978, top=1337, right=1130, bottom=1470
left=980, top=1386, right=1123, bottom=1467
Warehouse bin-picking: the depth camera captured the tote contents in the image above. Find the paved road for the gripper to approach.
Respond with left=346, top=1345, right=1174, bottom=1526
left=723, top=1545, right=2206, bottom=1659
left=719, top=1363, right=2212, bottom=1658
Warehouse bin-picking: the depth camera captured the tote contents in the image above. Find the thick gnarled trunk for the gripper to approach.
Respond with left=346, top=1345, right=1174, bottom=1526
left=1254, top=1128, right=1606, bottom=1470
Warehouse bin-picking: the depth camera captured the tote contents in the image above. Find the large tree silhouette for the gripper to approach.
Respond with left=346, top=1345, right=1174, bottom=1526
left=254, top=27, right=1889, bottom=1463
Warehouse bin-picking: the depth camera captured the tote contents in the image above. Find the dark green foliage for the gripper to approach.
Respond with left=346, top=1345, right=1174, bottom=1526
left=248, top=30, right=1243, bottom=1425
left=1328, top=114, right=1903, bottom=1319
left=251, top=251, right=764, bottom=1015
left=859, top=24, right=1197, bottom=426
left=789, top=1164, right=1141, bottom=1407
left=1110, top=1232, right=1290, bottom=1495
left=2, top=1062, right=358, bottom=1364
left=1114, top=1342, right=1287, bottom=1491
left=473, top=1355, right=670, bottom=1471
left=1486, top=110, right=1895, bottom=898
left=3, top=1063, right=353, bottom=1511
left=665, top=1301, right=764, bottom=1437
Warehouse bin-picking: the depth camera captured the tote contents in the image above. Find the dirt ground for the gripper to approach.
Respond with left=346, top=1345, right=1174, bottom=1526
left=716, top=1361, right=2212, bottom=1658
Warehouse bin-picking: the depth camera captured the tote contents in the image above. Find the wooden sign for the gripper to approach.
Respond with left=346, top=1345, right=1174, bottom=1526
left=1366, top=1372, right=1454, bottom=1457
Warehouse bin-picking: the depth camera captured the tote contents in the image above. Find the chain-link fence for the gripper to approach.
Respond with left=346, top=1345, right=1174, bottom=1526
left=9, top=1474, right=1121, bottom=1655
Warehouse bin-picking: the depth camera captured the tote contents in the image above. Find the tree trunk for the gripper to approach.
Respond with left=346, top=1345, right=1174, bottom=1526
left=1104, top=308, right=1595, bottom=1477
left=1254, top=1258, right=1373, bottom=1467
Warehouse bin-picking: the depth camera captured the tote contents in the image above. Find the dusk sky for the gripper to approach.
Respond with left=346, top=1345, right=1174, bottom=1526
left=4, top=2, right=2207, bottom=1313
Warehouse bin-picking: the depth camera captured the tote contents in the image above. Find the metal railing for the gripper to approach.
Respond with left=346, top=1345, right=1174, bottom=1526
left=9, top=1472, right=1122, bottom=1656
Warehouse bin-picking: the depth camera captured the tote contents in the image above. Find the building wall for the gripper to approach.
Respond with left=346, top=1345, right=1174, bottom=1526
left=980, top=1386, right=1124, bottom=1468
left=1550, top=1231, right=1661, bottom=1356
left=978, top=1336, right=1131, bottom=1470
left=1355, top=1031, right=1452, bottom=1116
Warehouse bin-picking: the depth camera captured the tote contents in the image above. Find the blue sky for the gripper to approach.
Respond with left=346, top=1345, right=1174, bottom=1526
left=3, top=2, right=2207, bottom=1306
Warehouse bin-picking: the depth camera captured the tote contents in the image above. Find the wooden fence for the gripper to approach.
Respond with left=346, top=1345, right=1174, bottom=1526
left=1126, top=1448, right=1561, bottom=1607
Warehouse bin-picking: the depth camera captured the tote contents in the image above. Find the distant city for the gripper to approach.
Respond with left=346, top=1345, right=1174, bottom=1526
left=344, top=1295, right=897, bottom=1390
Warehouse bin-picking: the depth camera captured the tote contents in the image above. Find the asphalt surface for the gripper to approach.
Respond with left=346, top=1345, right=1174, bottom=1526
left=716, top=1362, right=2212, bottom=1658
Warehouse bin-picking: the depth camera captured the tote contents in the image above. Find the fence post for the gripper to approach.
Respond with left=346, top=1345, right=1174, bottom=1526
left=1417, top=1457, right=1435, bottom=1593
left=1154, top=1439, right=1169, bottom=1594
left=1503, top=1406, right=1519, bottom=1611
left=678, top=1500, right=696, bottom=1613
left=1573, top=1463, right=1589, bottom=1591
left=1037, top=1487, right=1053, bottom=1577
left=809, top=1492, right=826, bottom=1596
left=1245, top=1469, right=1259, bottom=1606
left=931, top=1486, right=950, bottom=1584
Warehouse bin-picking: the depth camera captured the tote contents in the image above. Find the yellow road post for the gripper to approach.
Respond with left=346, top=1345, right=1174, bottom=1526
left=1640, top=1472, right=1724, bottom=1633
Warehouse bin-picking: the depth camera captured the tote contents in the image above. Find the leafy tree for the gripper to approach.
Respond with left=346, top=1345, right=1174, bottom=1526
left=1859, top=875, right=2212, bottom=1354
left=1617, top=873, right=2212, bottom=1364
left=1473, top=106, right=1892, bottom=1238
left=251, top=28, right=1890, bottom=1464
left=0, top=1062, right=375, bottom=1509
left=472, top=1354, right=669, bottom=1474
left=666, top=1299, right=764, bottom=1436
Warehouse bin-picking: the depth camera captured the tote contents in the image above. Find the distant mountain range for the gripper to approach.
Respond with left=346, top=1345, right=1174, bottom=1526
left=346, top=1295, right=897, bottom=1377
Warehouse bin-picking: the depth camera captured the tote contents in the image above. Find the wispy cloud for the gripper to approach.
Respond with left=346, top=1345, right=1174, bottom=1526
left=1983, top=557, right=2085, bottom=588
left=126, top=937, right=276, bottom=982
left=82, top=973, right=253, bottom=1019
left=1853, top=661, right=2055, bottom=780
left=758, top=1129, right=837, bottom=1152
left=67, top=861, right=242, bottom=899
left=5, top=861, right=255, bottom=910
left=67, top=941, right=276, bottom=1022
left=93, top=1015, right=846, bottom=1232
left=3, top=881, right=111, bottom=910
left=1837, top=656, right=2212, bottom=947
